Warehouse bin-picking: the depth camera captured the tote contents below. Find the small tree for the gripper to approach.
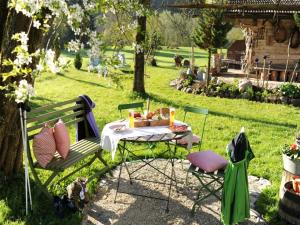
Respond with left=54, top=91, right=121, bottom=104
left=74, top=52, right=82, bottom=70
left=193, top=10, right=232, bottom=87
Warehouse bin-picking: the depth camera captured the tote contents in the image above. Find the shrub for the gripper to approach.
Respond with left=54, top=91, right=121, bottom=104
left=245, top=86, right=254, bottom=100
left=182, top=74, right=194, bottom=87
left=279, top=83, right=300, bottom=99
left=74, top=53, right=82, bottom=70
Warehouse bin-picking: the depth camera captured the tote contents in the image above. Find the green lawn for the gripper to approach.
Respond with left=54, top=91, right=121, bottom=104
left=1, top=46, right=298, bottom=224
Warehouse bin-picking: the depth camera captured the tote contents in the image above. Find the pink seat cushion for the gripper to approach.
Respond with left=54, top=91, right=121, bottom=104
left=33, top=125, right=56, bottom=168
left=187, top=150, right=228, bottom=173
left=177, top=134, right=200, bottom=145
left=53, top=119, right=70, bottom=159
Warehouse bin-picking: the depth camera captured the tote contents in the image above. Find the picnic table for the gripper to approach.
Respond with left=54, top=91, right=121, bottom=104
left=100, top=120, right=193, bottom=211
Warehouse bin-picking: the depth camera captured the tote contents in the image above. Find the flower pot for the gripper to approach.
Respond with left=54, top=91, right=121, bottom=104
left=283, top=154, right=300, bottom=176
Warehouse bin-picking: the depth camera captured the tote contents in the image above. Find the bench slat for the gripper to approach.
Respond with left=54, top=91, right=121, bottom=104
left=29, top=97, right=81, bottom=114
left=27, top=110, right=85, bottom=133
left=35, top=137, right=102, bottom=170
left=34, top=138, right=100, bottom=169
left=27, top=104, right=84, bottom=123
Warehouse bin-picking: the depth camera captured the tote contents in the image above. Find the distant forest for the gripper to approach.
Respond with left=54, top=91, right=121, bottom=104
left=55, top=0, right=244, bottom=50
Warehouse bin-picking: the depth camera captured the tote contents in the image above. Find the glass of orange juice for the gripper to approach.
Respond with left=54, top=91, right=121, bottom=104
left=169, top=107, right=175, bottom=127
left=128, top=110, right=134, bottom=128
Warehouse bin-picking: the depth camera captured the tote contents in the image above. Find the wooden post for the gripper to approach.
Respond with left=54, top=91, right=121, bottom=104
left=284, top=36, right=292, bottom=82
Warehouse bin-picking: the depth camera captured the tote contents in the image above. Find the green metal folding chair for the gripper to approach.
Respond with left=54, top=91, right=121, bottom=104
left=188, top=163, right=225, bottom=216
left=178, top=106, right=208, bottom=151
left=171, top=106, right=208, bottom=183
left=117, top=102, right=144, bottom=119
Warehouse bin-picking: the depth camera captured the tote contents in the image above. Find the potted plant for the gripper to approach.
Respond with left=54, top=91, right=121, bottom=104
left=282, top=143, right=300, bottom=175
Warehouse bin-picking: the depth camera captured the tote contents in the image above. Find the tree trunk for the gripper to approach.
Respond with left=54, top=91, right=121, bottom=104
left=133, top=0, right=147, bottom=94
left=0, top=6, right=45, bottom=176
left=206, top=48, right=212, bottom=87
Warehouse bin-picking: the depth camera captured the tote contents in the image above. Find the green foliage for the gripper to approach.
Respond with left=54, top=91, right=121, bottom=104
left=282, top=143, right=300, bottom=159
left=279, top=83, right=300, bottom=98
left=262, top=89, right=270, bottom=100
left=145, top=31, right=162, bottom=56
left=294, top=13, right=300, bottom=30
left=148, top=11, right=195, bottom=47
left=182, top=74, right=194, bottom=87
left=192, top=9, right=232, bottom=51
left=74, top=53, right=82, bottom=70
left=245, top=86, right=254, bottom=100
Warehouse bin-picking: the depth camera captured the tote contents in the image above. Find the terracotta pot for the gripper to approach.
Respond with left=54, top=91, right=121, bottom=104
left=292, top=177, right=300, bottom=193
left=270, top=71, right=278, bottom=81
left=280, top=71, right=286, bottom=82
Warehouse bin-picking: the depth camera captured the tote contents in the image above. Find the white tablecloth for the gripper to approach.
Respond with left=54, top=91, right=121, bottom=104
left=100, top=120, right=193, bottom=159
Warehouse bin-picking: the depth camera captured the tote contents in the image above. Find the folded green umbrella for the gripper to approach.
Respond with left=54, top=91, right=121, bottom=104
left=221, top=131, right=255, bottom=225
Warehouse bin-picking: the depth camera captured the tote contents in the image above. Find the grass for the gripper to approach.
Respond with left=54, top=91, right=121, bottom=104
left=1, top=46, right=298, bottom=225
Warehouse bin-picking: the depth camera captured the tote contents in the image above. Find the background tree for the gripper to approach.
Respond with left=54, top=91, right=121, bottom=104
left=133, top=0, right=150, bottom=94
left=0, top=5, right=46, bottom=176
left=192, top=9, right=232, bottom=87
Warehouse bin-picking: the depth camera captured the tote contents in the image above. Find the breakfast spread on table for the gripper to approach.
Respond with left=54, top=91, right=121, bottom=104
left=130, top=107, right=171, bottom=127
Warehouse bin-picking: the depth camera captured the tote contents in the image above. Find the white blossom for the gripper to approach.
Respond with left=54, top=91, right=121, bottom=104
left=132, top=43, right=143, bottom=54
left=13, top=52, right=32, bottom=67
left=15, top=80, right=35, bottom=103
left=33, top=20, right=41, bottom=29
left=36, top=64, right=43, bottom=71
left=58, top=57, right=68, bottom=67
left=12, top=0, right=42, bottom=17
left=67, top=39, right=81, bottom=52
left=45, top=49, right=60, bottom=73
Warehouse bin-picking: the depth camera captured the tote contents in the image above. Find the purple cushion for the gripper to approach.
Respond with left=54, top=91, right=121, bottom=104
left=187, top=150, right=228, bottom=172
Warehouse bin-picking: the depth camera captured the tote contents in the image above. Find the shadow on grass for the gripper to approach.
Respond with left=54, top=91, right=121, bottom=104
left=148, top=94, right=296, bottom=129
left=0, top=173, right=81, bottom=225
left=57, top=73, right=109, bottom=89
left=155, top=51, right=207, bottom=59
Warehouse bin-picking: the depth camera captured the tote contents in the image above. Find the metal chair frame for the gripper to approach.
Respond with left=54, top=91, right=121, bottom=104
left=182, top=106, right=208, bottom=151
left=117, top=102, right=144, bottom=119
left=188, top=165, right=225, bottom=216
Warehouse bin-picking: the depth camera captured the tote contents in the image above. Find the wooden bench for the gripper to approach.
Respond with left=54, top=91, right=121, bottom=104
left=22, top=97, right=111, bottom=198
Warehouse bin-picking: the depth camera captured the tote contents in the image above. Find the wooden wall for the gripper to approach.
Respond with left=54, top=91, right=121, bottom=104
left=235, top=18, right=300, bottom=71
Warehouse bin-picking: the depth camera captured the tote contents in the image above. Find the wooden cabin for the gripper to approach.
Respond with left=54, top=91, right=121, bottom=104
left=227, top=0, right=300, bottom=82
left=168, top=0, right=300, bottom=82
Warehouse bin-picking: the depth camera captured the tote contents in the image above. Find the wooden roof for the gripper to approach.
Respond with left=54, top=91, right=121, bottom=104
left=167, top=1, right=300, bottom=18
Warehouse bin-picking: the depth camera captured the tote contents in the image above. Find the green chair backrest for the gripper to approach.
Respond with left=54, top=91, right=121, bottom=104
left=183, top=106, right=208, bottom=151
left=117, top=102, right=144, bottom=118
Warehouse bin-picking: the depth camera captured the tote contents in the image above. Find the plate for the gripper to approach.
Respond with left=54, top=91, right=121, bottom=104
left=109, top=124, right=127, bottom=132
left=170, top=125, right=188, bottom=133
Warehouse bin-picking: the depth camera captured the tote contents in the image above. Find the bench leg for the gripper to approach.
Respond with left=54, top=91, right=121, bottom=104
left=30, top=166, right=53, bottom=200
left=96, top=150, right=113, bottom=176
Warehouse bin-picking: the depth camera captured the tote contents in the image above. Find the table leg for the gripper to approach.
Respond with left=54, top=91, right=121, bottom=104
left=114, top=145, right=123, bottom=203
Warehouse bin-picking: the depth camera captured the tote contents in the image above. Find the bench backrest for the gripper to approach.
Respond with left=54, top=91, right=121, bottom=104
left=25, top=97, right=86, bottom=141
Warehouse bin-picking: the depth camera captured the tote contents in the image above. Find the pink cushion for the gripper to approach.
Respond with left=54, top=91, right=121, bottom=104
left=53, top=119, right=70, bottom=159
left=187, top=150, right=228, bottom=172
left=33, top=125, right=56, bottom=168
left=177, top=135, right=200, bottom=145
